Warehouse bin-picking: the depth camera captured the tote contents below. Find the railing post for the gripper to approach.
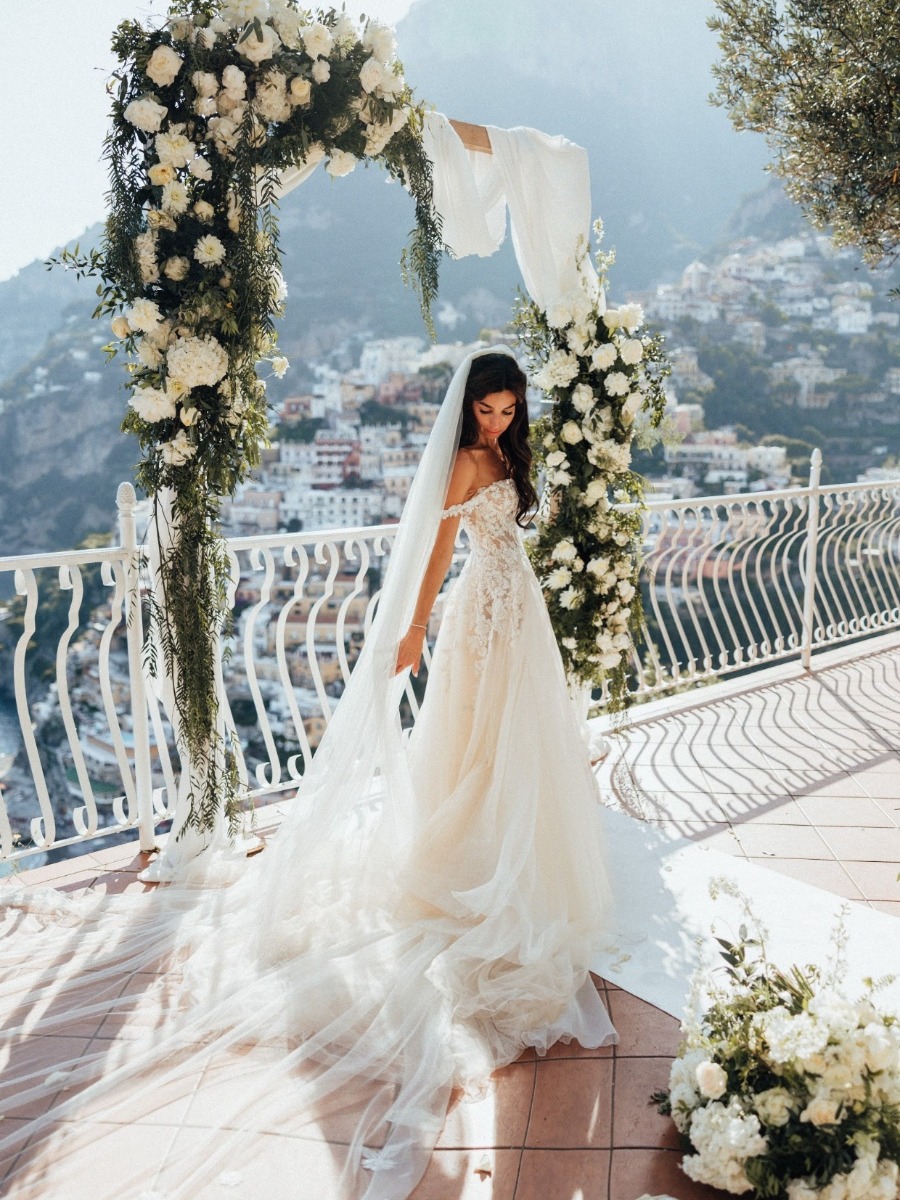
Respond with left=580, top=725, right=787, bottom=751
left=117, top=482, right=156, bottom=852
left=801, top=449, right=823, bottom=671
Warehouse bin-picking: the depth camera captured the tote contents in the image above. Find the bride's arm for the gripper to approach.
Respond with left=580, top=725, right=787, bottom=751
left=394, top=452, right=477, bottom=676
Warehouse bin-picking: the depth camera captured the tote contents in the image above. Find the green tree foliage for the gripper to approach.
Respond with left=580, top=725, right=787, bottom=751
left=709, top=1, right=900, bottom=264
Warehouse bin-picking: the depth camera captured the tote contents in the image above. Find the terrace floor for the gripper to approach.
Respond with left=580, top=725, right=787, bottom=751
left=3, top=634, right=900, bottom=1200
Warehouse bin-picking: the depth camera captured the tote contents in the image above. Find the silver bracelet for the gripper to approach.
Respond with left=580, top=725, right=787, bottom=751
left=410, top=622, right=428, bottom=631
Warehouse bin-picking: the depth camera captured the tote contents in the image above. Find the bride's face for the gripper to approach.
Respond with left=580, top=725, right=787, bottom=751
left=472, top=389, right=518, bottom=441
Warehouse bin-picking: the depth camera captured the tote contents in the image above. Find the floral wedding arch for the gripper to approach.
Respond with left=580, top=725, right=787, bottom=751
left=58, top=0, right=667, bottom=856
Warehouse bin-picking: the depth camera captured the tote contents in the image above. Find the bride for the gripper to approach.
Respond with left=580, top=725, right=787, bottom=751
left=0, top=344, right=617, bottom=1199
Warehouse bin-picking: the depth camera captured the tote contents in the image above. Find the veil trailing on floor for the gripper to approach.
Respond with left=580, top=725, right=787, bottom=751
left=0, top=343, right=617, bottom=1200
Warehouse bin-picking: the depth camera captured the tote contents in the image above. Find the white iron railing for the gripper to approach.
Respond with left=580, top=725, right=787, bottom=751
left=1, top=453, right=899, bottom=865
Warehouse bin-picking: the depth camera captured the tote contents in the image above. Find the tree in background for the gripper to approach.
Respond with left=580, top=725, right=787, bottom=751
left=709, top=1, right=900, bottom=266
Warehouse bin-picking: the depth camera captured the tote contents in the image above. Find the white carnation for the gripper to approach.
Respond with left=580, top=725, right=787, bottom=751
left=604, top=371, right=630, bottom=398
left=363, top=19, right=396, bottom=64
left=546, top=567, right=572, bottom=591
left=127, top=298, right=164, bottom=333
left=188, top=157, right=213, bottom=181
left=193, top=200, right=215, bottom=222
left=619, top=302, right=645, bottom=332
left=333, top=13, right=359, bottom=44
left=571, top=383, right=594, bottom=414
left=311, top=59, right=331, bottom=84
left=222, top=64, right=247, bottom=97
left=192, top=70, right=218, bottom=97
left=221, top=0, right=268, bottom=26
left=193, top=235, right=227, bottom=267
left=124, top=95, right=168, bottom=133
left=590, top=342, right=617, bottom=372
left=130, top=385, right=176, bottom=423
left=136, top=339, right=162, bottom=369
left=683, top=1098, right=767, bottom=1193
left=254, top=69, right=292, bottom=123
left=166, top=335, right=229, bottom=389
left=238, top=22, right=281, bottom=64
left=145, top=44, right=183, bottom=88
left=534, top=350, right=579, bottom=392
left=587, top=555, right=610, bottom=578
left=155, top=131, right=195, bottom=167
left=561, top=420, right=583, bottom=445
left=552, top=540, right=577, bottom=563
left=163, top=256, right=190, bottom=281
left=303, top=21, right=334, bottom=58
left=160, top=429, right=197, bottom=466
left=861, top=1021, right=900, bottom=1073
left=271, top=356, right=289, bottom=378
left=619, top=337, right=644, bottom=366
left=566, top=325, right=589, bottom=357
left=325, top=149, right=357, bottom=177
left=161, top=180, right=190, bottom=215
left=559, top=586, right=581, bottom=610
left=148, top=161, right=176, bottom=187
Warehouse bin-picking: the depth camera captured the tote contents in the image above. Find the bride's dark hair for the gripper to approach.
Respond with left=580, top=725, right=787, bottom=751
left=458, top=353, right=537, bottom=527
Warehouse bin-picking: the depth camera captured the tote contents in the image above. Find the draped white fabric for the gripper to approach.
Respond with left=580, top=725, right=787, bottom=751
left=421, top=113, right=600, bottom=311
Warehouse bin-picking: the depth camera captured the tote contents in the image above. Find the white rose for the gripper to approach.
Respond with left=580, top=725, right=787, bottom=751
left=363, top=19, right=396, bottom=63
left=221, top=0, right=267, bottom=25
left=160, top=429, right=197, bottom=466
left=359, top=56, right=385, bottom=95
left=127, top=298, right=163, bottom=333
left=163, top=255, right=190, bottom=281
left=130, top=385, right=176, bottom=423
left=617, top=580, right=636, bottom=603
left=222, top=64, right=247, bottom=97
left=194, top=235, right=227, bottom=267
left=559, top=586, right=581, bottom=610
left=861, top=1022, right=899, bottom=1073
left=619, top=337, right=644, bottom=366
left=552, top=540, right=577, bottom=563
left=180, top=405, right=200, bottom=426
left=124, top=95, right=168, bottom=133
left=111, top=315, right=131, bottom=339
left=193, top=200, right=215, bottom=222
left=192, top=70, right=219, bottom=97
left=326, top=149, right=357, bottom=177
left=145, top=44, right=183, bottom=88
left=604, top=371, right=630, bottom=398
left=289, top=76, right=312, bottom=106
left=161, top=180, right=189, bottom=214
left=590, top=342, right=617, bottom=372
left=189, top=157, right=213, bottom=180
left=800, top=1094, right=841, bottom=1126
left=561, top=420, right=583, bottom=445
left=311, top=58, right=331, bottom=84
left=622, top=392, right=643, bottom=425
left=148, top=161, right=176, bottom=187
left=238, top=23, right=281, bottom=64
left=695, top=1061, right=728, bottom=1101
left=546, top=567, right=572, bottom=591
left=583, top=480, right=606, bottom=507
left=587, top=556, right=610, bottom=578
left=197, top=26, right=217, bottom=49
left=549, top=469, right=572, bottom=487
left=545, top=450, right=568, bottom=468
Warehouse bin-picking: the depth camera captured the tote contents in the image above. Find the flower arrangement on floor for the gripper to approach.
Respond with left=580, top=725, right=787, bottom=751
left=653, top=883, right=900, bottom=1199
left=52, top=0, right=442, bottom=834
left=514, top=221, right=669, bottom=706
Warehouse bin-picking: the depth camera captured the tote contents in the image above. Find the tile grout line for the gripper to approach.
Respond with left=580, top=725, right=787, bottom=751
left=510, top=1056, right=537, bottom=1199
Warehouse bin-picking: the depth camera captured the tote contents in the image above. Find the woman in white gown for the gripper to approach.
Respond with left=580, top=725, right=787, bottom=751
left=0, top=346, right=616, bottom=1200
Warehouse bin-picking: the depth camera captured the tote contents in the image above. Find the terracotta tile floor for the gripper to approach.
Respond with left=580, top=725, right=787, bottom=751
left=2, top=636, right=899, bottom=1199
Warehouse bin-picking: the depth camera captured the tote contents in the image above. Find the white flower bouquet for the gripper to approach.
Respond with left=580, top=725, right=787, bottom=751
left=514, top=220, right=669, bottom=702
left=654, top=897, right=900, bottom=1199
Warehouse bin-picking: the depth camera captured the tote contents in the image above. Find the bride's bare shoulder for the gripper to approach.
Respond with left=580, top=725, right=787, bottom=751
left=444, top=450, right=479, bottom=509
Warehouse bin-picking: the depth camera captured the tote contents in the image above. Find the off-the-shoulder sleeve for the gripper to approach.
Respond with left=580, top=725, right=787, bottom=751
left=441, top=503, right=467, bottom=520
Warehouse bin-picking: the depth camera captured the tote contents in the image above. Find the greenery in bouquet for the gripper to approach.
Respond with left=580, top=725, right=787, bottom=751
left=50, top=0, right=442, bottom=833
left=514, top=220, right=669, bottom=706
left=653, top=882, right=900, bottom=1199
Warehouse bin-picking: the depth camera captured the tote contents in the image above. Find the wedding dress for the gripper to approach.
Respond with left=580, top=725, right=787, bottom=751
left=0, top=347, right=616, bottom=1200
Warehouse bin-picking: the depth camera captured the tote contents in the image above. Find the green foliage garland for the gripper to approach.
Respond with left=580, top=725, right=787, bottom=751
left=51, top=0, right=443, bottom=835
left=515, top=222, right=669, bottom=707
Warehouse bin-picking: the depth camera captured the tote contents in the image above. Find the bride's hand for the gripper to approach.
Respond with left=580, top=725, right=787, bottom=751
left=395, top=626, right=426, bottom=676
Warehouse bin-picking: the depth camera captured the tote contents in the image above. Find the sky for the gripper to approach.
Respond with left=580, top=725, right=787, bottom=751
left=0, top=0, right=413, bottom=283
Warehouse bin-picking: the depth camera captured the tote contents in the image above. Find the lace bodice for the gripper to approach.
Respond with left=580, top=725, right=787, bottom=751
left=440, top=477, right=529, bottom=668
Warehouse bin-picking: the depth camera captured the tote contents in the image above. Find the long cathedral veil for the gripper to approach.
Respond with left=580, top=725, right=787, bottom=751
left=0, top=343, right=618, bottom=1200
